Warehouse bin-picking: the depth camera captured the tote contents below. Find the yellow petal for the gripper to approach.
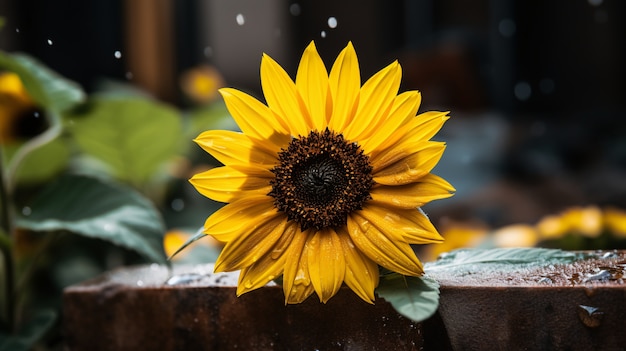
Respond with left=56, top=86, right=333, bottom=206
left=373, top=111, right=449, bottom=158
left=363, top=204, right=444, bottom=244
left=306, top=228, right=346, bottom=303
left=189, top=166, right=272, bottom=203
left=347, top=211, right=423, bottom=276
left=337, top=227, right=379, bottom=303
left=370, top=173, right=455, bottom=209
left=193, top=130, right=278, bottom=168
left=360, top=90, right=422, bottom=154
left=283, top=229, right=315, bottom=304
left=236, top=222, right=297, bottom=296
left=202, top=195, right=275, bottom=242
left=219, top=87, right=290, bottom=148
left=343, top=61, right=401, bottom=142
left=296, top=41, right=330, bottom=130
left=261, top=53, right=311, bottom=136
left=215, top=213, right=287, bottom=272
left=372, top=142, right=446, bottom=185
left=328, top=42, right=360, bottom=132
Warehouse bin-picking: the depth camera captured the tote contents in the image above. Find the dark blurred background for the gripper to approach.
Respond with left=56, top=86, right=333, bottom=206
left=2, top=0, right=625, bottom=228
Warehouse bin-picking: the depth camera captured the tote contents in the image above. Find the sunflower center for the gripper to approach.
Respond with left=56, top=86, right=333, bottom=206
left=269, top=128, right=373, bottom=231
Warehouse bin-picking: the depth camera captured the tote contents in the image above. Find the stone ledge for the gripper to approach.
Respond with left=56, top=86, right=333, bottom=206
left=63, top=264, right=425, bottom=351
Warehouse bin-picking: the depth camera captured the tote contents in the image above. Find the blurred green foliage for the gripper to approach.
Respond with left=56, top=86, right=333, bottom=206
left=0, top=51, right=230, bottom=349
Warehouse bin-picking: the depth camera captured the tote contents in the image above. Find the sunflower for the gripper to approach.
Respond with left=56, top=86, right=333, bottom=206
left=190, top=41, right=454, bottom=304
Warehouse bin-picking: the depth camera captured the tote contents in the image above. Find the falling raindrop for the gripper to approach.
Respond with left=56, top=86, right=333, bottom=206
left=114, top=50, right=122, bottom=59
left=22, top=207, right=32, bottom=216
left=204, top=46, right=213, bottom=58
left=514, top=81, right=532, bottom=101
left=498, top=19, right=516, bottom=37
left=289, top=3, right=301, bottom=16
left=588, top=0, right=603, bottom=6
left=137, top=280, right=145, bottom=287
left=15, top=28, right=20, bottom=33
left=171, top=198, right=185, bottom=212
left=320, top=30, right=327, bottom=38
left=33, top=111, right=40, bottom=118
left=594, top=10, right=608, bottom=23
left=236, top=13, right=245, bottom=26
left=327, top=17, right=338, bottom=29
left=47, top=39, right=53, bottom=45
left=539, top=78, right=555, bottom=95
left=125, top=71, right=133, bottom=80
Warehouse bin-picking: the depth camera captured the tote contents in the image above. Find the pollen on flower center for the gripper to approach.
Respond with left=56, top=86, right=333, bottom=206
left=269, top=128, right=374, bottom=231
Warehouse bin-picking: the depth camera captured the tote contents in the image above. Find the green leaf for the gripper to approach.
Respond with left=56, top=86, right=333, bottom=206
left=15, top=174, right=166, bottom=263
left=424, top=247, right=587, bottom=273
left=186, top=101, right=238, bottom=139
left=0, top=51, right=85, bottom=113
left=0, top=309, right=56, bottom=351
left=11, top=136, right=69, bottom=184
left=376, top=274, right=440, bottom=323
left=67, top=96, right=183, bottom=185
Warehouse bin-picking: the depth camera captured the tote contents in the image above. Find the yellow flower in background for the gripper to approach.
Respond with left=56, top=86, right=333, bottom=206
left=422, top=222, right=488, bottom=262
left=190, top=41, right=454, bottom=304
left=537, top=206, right=602, bottom=239
left=493, top=224, right=539, bottom=247
left=0, top=72, right=39, bottom=143
left=180, top=64, right=225, bottom=104
left=164, top=229, right=221, bottom=260
left=602, top=207, right=626, bottom=238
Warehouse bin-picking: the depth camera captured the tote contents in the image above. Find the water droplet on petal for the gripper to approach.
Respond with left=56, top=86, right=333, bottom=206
left=327, top=17, right=337, bottom=29
left=236, top=13, right=245, bottom=25
left=114, top=50, right=122, bottom=59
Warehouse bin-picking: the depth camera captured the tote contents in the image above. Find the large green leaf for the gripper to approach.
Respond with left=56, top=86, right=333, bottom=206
left=67, top=96, right=183, bottom=185
left=15, top=174, right=166, bottom=263
left=376, top=274, right=440, bottom=323
left=187, top=101, right=239, bottom=137
left=11, top=136, right=69, bottom=185
left=424, top=247, right=587, bottom=273
left=0, top=51, right=85, bottom=113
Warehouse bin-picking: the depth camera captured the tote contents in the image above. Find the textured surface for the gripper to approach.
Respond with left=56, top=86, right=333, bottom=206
left=63, top=264, right=424, bottom=351
left=431, top=250, right=626, bottom=351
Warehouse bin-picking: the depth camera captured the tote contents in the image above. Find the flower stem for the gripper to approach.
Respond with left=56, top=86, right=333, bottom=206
left=0, top=148, right=15, bottom=333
